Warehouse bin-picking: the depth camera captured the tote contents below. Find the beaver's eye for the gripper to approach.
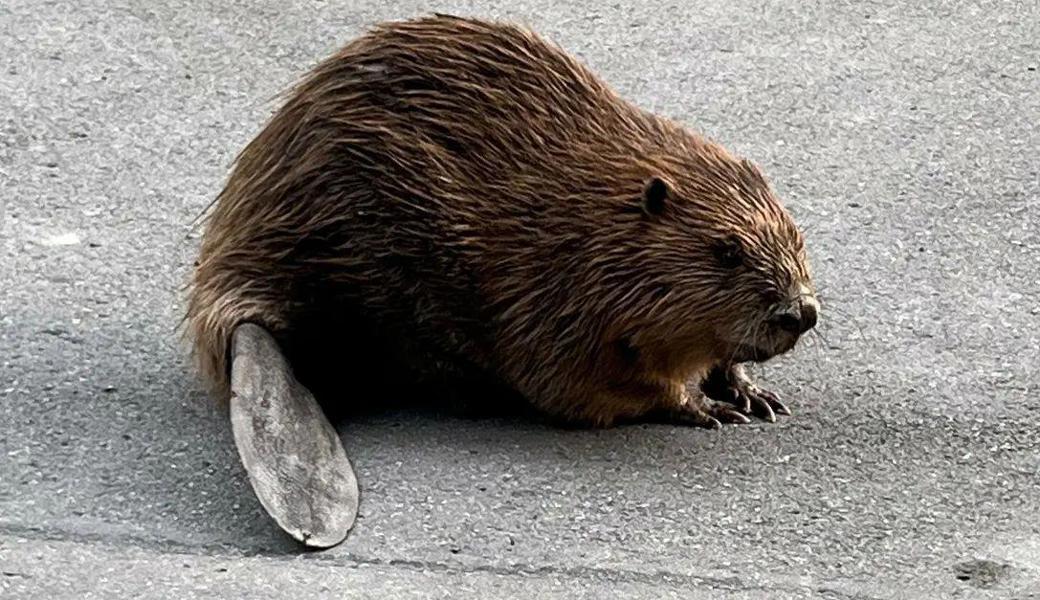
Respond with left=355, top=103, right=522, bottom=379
left=713, top=240, right=744, bottom=269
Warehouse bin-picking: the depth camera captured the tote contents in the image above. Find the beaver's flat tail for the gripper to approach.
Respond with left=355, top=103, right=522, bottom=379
left=229, top=323, right=359, bottom=548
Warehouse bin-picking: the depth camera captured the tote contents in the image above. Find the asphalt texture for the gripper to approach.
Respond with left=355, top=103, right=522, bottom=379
left=2, top=0, right=1039, bottom=598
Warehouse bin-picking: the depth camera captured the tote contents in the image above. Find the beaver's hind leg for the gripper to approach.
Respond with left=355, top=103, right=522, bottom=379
left=700, top=364, right=791, bottom=423
left=229, top=323, right=359, bottom=548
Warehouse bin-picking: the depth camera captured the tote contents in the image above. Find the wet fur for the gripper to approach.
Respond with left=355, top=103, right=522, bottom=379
left=186, top=15, right=812, bottom=426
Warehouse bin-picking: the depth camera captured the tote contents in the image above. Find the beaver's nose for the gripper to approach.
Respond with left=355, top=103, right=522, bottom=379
left=799, top=300, right=818, bottom=333
left=771, top=298, right=818, bottom=334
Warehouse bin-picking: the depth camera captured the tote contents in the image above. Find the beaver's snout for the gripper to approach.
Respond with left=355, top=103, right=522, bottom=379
left=768, top=294, right=819, bottom=336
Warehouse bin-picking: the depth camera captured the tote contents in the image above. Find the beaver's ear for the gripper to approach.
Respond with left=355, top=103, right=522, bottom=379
left=642, top=177, right=670, bottom=217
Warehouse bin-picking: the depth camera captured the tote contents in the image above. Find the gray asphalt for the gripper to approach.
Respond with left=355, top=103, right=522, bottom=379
left=2, top=0, right=1038, bottom=598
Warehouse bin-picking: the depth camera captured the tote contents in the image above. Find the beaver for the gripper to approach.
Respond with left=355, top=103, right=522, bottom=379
left=186, top=14, right=819, bottom=546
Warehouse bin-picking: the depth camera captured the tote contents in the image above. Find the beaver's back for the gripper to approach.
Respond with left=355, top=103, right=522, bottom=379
left=187, top=15, right=699, bottom=407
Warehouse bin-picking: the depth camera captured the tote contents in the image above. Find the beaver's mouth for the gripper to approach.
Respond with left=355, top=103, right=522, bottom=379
left=731, top=344, right=777, bottom=363
left=731, top=335, right=799, bottom=363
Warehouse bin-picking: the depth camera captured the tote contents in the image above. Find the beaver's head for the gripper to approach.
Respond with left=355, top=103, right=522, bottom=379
left=627, top=146, right=818, bottom=365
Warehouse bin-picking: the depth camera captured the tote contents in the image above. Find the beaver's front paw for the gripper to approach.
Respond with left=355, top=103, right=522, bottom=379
left=661, top=390, right=751, bottom=429
left=701, top=364, right=790, bottom=423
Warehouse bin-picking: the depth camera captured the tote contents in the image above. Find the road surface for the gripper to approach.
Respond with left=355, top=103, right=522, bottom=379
left=2, top=0, right=1038, bottom=597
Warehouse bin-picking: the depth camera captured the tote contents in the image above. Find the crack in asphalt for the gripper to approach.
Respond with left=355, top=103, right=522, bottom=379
left=0, top=522, right=883, bottom=599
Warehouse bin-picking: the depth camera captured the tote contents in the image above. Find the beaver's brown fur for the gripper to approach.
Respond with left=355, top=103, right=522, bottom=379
left=186, top=14, right=816, bottom=426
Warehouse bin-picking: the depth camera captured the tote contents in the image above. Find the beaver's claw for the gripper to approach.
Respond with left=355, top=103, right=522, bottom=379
left=701, top=364, right=790, bottom=423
